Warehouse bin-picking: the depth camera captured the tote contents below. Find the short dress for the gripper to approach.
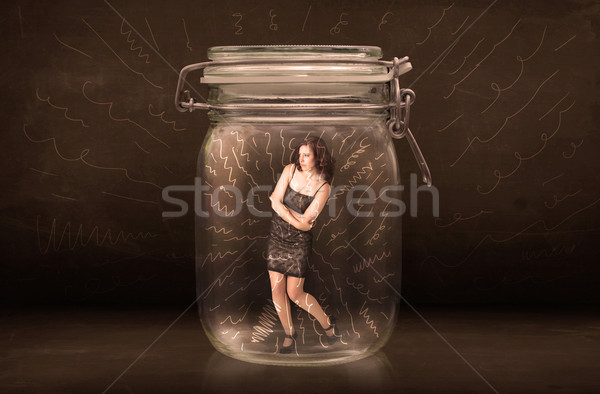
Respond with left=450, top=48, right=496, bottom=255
left=266, top=169, right=328, bottom=278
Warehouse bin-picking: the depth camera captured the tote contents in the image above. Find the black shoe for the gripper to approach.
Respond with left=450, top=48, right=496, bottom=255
left=324, top=316, right=339, bottom=345
left=279, top=330, right=297, bottom=354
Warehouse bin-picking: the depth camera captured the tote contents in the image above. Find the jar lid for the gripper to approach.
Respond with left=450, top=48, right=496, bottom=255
left=201, top=45, right=410, bottom=84
left=207, top=45, right=383, bottom=60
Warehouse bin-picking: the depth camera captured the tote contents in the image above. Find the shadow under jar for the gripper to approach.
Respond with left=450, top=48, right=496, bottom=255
left=175, top=45, right=431, bottom=366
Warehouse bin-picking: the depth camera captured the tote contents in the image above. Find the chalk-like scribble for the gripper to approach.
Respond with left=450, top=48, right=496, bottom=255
left=82, top=81, right=169, bottom=148
left=182, top=18, right=192, bottom=51
left=416, top=2, right=454, bottom=45
left=450, top=69, right=559, bottom=167
left=329, top=12, right=349, bottom=35
left=482, top=26, right=547, bottom=113
left=36, top=216, right=158, bottom=255
left=82, top=18, right=163, bottom=89
left=36, top=88, right=89, bottom=128
left=120, top=18, right=151, bottom=63
left=148, top=104, right=186, bottom=131
left=378, top=12, right=393, bottom=31
left=445, top=20, right=520, bottom=98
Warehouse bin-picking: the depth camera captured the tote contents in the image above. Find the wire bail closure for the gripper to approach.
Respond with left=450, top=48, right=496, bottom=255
left=385, top=58, right=431, bottom=186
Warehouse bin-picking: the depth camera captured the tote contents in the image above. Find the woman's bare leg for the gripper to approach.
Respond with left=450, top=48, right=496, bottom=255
left=286, top=276, right=333, bottom=332
left=268, top=271, right=294, bottom=347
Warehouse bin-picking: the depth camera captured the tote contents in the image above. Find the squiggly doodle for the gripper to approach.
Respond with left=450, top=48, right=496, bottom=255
left=544, top=189, right=582, bottom=209
left=120, top=18, right=151, bottom=63
left=334, top=163, right=372, bottom=199
left=338, top=129, right=356, bottom=155
left=521, top=244, right=576, bottom=261
left=23, top=123, right=162, bottom=189
left=366, top=217, right=388, bottom=246
left=373, top=273, right=395, bottom=284
left=434, top=210, right=493, bottom=227
left=232, top=13, right=243, bottom=35
left=422, top=197, right=600, bottom=269
left=251, top=303, right=278, bottom=343
left=448, top=38, right=484, bottom=75
left=562, top=139, right=583, bottom=159
left=450, top=69, right=559, bottom=167
left=182, top=18, right=192, bottom=51
left=82, top=18, right=163, bottom=89
left=212, top=137, right=236, bottom=186
left=203, top=258, right=253, bottom=301
left=82, top=81, right=169, bottom=148
left=23, top=124, right=83, bottom=162
left=224, top=272, right=264, bottom=302
left=445, top=19, right=520, bottom=98
left=36, top=216, right=158, bottom=255
left=206, top=226, right=233, bottom=235
left=220, top=302, right=253, bottom=325
left=340, top=137, right=371, bottom=172
left=476, top=99, right=575, bottom=194
left=269, top=9, right=278, bottom=31
left=230, top=129, right=256, bottom=160
left=346, top=278, right=387, bottom=304
left=352, top=250, right=392, bottom=273
left=204, top=190, right=236, bottom=217
left=416, top=3, right=454, bottom=45
left=263, top=132, right=276, bottom=183
left=205, top=164, right=217, bottom=176
left=278, top=129, right=291, bottom=167
left=148, top=104, right=186, bottom=131
left=359, top=301, right=379, bottom=338
left=36, top=88, right=89, bottom=128
left=481, top=26, right=547, bottom=114
left=241, top=218, right=260, bottom=227
left=313, top=248, right=341, bottom=272
left=378, top=12, right=393, bottom=31
left=224, top=234, right=268, bottom=242
left=329, top=12, right=349, bottom=35
left=201, top=250, right=238, bottom=268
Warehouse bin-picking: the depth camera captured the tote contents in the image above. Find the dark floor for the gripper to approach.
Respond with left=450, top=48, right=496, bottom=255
left=1, top=305, right=599, bottom=393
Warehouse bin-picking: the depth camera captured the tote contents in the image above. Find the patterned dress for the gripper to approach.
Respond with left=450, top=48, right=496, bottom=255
left=266, top=170, right=328, bottom=278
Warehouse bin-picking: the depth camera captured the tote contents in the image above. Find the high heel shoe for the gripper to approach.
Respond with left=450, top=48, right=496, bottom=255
left=279, top=330, right=297, bottom=354
left=324, top=316, right=339, bottom=345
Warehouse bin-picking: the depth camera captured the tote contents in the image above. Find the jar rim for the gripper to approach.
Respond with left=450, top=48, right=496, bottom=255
left=202, top=46, right=404, bottom=84
left=207, top=45, right=383, bottom=61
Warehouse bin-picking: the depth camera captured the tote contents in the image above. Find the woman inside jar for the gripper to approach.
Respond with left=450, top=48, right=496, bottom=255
left=267, top=136, right=339, bottom=354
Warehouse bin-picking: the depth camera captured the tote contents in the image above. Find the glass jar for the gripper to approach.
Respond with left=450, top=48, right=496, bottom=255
left=175, top=46, right=431, bottom=366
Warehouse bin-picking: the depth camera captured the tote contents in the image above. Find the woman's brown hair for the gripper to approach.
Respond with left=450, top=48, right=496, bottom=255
left=291, top=136, right=335, bottom=183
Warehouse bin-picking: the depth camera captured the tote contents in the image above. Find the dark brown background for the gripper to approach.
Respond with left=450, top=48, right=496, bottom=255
left=1, top=0, right=599, bottom=305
